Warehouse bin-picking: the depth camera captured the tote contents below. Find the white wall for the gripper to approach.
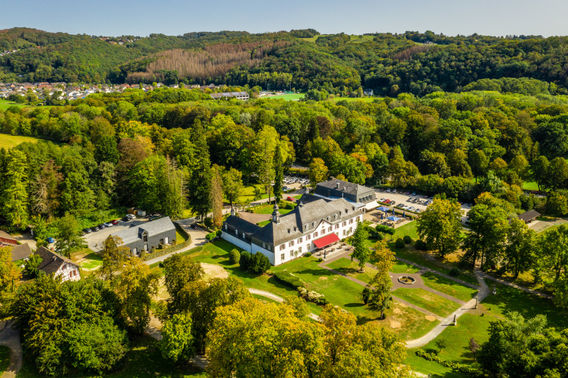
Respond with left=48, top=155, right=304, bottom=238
left=221, top=232, right=252, bottom=253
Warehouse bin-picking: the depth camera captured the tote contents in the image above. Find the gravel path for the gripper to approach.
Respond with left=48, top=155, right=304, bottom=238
left=405, top=270, right=490, bottom=349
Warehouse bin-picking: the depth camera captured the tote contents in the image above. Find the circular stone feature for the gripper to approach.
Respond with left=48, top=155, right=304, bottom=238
left=398, top=275, right=416, bottom=285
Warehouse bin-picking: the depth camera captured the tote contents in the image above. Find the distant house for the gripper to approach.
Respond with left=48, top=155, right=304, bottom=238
left=10, top=243, right=32, bottom=262
left=313, top=178, right=378, bottom=211
left=210, top=91, right=249, bottom=101
left=36, top=246, right=81, bottom=281
left=518, top=209, right=541, bottom=223
left=0, top=230, right=18, bottom=247
left=112, top=217, right=176, bottom=256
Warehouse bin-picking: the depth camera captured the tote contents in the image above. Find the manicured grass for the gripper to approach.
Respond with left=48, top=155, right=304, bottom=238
left=16, top=336, right=205, bottom=377
left=522, top=181, right=539, bottom=191
left=387, top=301, right=438, bottom=340
left=393, top=287, right=461, bottom=317
left=264, top=93, right=305, bottom=101
left=393, top=246, right=478, bottom=286
left=405, top=351, right=456, bottom=377
left=326, top=257, right=376, bottom=283
left=421, top=272, right=478, bottom=302
left=0, top=133, right=42, bottom=149
left=391, top=260, right=421, bottom=274
left=393, top=221, right=419, bottom=239
left=0, top=346, right=9, bottom=374
left=483, top=282, right=568, bottom=329
left=251, top=202, right=295, bottom=215
left=79, top=252, right=103, bottom=270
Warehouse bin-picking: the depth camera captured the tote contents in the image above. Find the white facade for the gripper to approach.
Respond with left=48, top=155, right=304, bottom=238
left=271, top=214, right=362, bottom=265
left=56, top=262, right=81, bottom=282
left=223, top=213, right=363, bottom=266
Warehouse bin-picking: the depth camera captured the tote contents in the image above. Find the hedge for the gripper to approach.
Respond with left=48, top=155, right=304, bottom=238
left=272, top=271, right=304, bottom=289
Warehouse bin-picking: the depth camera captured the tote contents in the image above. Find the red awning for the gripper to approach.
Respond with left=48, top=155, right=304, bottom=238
left=313, top=233, right=340, bottom=249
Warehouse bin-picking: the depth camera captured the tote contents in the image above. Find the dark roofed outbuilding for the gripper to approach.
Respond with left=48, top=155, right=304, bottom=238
left=518, top=209, right=541, bottom=223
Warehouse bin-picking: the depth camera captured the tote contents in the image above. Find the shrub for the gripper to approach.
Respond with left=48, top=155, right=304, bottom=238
left=239, top=251, right=252, bottom=271
left=415, top=239, right=427, bottom=250
left=273, top=271, right=303, bottom=289
left=449, top=267, right=461, bottom=277
left=375, top=224, right=395, bottom=235
left=304, top=252, right=312, bottom=257
left=229, top=249, right=240, bottom=265
left=204, top=217, right=213, bottom=228
left=297, top=287, right=328, bottom=305
left=206, top=232, right=217, bottom=241
left=394, top=238, right=405, bottom=249
left=240, top=252, right=270, bottom=274
left=403, top=235, right=412, bottom=244
left=250, top=252, right=271, bottom=274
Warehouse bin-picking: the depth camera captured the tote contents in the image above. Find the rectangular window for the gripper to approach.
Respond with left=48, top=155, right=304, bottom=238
left=343, top=222, right=346, bottom=226
left=290, top=240, right=294, bottom=247
left=280, top=245, right=285, bottom=251
left=314, top=232, right=318, bottom=237
left=328, top=227, right=332, bottom=232
left=335, top=224, right=339, bottom=229
left=281, top=254, right=285, bottom=261
left=299, top=237, right=303, bottom=243
left=307, top=234, right=311, bottom=240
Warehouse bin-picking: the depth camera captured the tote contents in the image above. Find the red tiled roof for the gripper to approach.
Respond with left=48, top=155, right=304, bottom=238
left=313, top=233, right=339, bottom=249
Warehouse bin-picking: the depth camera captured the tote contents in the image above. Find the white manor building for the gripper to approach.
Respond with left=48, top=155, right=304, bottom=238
left=222, top=194, right=365, bottom=266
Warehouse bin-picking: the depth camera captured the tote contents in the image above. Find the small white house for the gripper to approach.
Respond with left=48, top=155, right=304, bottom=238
left=36, top=247, right=81, bottom=282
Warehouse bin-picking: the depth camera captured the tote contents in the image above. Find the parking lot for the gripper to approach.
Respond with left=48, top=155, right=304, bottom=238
left=83, top=218, right=147, bottom=252
left=373, top=189, right=472, bottom=222
left=283, top=175, right=309, bottom=191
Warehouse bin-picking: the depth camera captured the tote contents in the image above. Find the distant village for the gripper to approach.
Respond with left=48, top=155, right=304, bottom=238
left=0, top=81, right=295, bottom=102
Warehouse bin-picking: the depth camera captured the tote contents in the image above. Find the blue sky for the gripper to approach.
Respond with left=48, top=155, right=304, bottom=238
left=2, top=0, right=567, bottom=37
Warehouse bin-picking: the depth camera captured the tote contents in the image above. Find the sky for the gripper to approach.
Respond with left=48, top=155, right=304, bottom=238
left=2, top=0, right=568, bottom=37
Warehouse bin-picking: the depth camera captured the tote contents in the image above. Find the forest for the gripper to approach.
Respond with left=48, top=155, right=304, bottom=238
left=4, top=28, right=568, bottom=95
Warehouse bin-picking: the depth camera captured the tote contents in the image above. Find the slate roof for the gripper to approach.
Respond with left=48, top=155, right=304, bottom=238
left=225, top=215, right=262, bottom=236
left=252, top=197, right=359, bottom=245
left=36, top=246, right=78, bottom=275
left=518, top=209, right=541, bottom=222
left=140, top=217, right=176, bottom=237
left=10, top=243, right=31, bottom=262
left=113, top=217, right=176, bottom=245
left=316, top=178, right=369, bottom=197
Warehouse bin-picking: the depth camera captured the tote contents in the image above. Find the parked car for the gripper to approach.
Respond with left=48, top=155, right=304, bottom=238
left=82, top=228, right=91, bottom=234
left=111, top=219, right=119, bottom=225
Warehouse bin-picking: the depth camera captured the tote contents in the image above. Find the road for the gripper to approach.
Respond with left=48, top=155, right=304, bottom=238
left=143, top=228, right=208, bottom=266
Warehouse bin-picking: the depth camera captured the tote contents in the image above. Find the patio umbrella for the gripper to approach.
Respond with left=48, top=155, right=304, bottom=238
left=387, top=216, right=400, bottom=221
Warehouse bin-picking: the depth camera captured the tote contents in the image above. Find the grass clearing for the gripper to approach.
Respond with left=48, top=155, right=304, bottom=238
left=79, top=252, right=103, bottom=270
left=175, top=230, right=188, bottom=245
left=237, top=185, right=269, bottom=203
left=421, top=272, right=478, bottom=302
left=393, top=221, right=419, bottom=239
left=521, top=181, right=539, bottom=191
left=391, top=260, right=421, bottom=274
left=264, top=93, right=305, bottom=101
left=393, top=287, right=461, bottom=317
left=0, top=133, right=42, bottom=149
left=326, top=257, right=376, bottom=283
left=0, top=99, right=26, bottom=110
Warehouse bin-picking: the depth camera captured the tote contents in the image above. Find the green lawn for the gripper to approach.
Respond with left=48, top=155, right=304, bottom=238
left=16, top=336, right=205, bottom=378
left=0, top=346, right=9, bottom=374
left=326, top=257, right=376, bottom=283
left=421, top=272, right=478, bottom=302
left=0, top=99, right=26, bottom=110
left=393, top=287, right=461, bottom=317
left=483, top=282, right=568, bottom=329
left=521, top=181, right=539, bottom=191
left=79, top=253, right=103, bottom=270
left=251, top=201, right=295, bottom=215
left=392, top=246, right=478, bottom=286
left=257, top=220, right=271, bottom=227
left=264, top=93, right=305, bottom=101
left=170, top=239, right=437, bottom=340
left=236, top=185, right=269, bottom=204
left=0, top=133, right=42, bottom=149
left=393, top=221, right=419, bottom=239
left=391, top=260, right=421, bottom=274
